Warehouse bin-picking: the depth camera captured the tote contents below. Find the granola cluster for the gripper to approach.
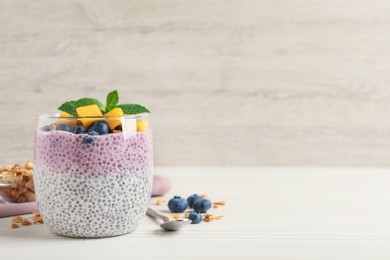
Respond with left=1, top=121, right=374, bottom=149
left=203, top=213, right=223, bottom=222
left=155, top=197, right=166, bottom=205
left=0, top=160, right=35, bottom=203
left=213, top=201, right=226, bottom=208
left=11, top=212, right=43, bottom=229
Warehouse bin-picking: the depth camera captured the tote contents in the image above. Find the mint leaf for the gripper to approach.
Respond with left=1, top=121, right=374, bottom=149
left=75, top=98, right=106, bottom=113
left=116, top=104, right=150, bottom=114
left=106, top=90, right=119, bottom=110
left=58, top=101, right=77, bottom=116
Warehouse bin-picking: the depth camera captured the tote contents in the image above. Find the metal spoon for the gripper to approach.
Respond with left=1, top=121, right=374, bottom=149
left=146, top=207, right=191, bottom=231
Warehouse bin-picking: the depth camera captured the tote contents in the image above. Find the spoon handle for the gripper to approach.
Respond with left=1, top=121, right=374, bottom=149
left=146, top=207, right=170, bottom=223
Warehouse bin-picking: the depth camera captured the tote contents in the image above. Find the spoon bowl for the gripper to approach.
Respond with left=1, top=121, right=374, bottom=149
left=146, top=207, right=192, bottom=231
left=160, top=219, right=192, bottom=231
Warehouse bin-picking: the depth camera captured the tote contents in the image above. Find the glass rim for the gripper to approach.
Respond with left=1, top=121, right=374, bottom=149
left=38, top=113, right=150, bottom=120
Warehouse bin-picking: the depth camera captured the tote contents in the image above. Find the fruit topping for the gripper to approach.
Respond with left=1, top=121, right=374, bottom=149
left=56, top=123, right=71, bottom=132
left=55, top=90, right=150, bottom=134
left=56, top=111, right=77, bottom=127
left=136, top=120, right=149, bottom=132
left=41, top=125, right=51, bottom=132
left=88, top=130, right=99, bottom=136
left=104, top=107, right=123, bottom=130
left=58, top=90, right=150, bottom=117
left=82, top=131, right=99, bottom=144
left=76, top=104, right=103, bottom=128
left=88, top=121, right=109, bottom=135
left=73, top=125, right=86, bottom=134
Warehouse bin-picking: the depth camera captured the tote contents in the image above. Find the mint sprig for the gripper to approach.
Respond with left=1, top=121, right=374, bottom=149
left=58, top=90, right=150, bottom=115
left=106, top=90, right=119, bottom=111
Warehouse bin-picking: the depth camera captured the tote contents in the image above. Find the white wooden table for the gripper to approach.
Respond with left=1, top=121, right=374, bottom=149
left=1, top=167, right=390, bottom=259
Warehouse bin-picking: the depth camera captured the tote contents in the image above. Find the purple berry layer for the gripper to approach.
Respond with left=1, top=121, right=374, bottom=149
left=34, top=130, right=152, bottom=176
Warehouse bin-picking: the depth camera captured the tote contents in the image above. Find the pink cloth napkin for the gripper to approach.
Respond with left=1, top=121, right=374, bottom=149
left=0, top=175, right=171, bottom=218
left=0, top=202, right=38, bottom=218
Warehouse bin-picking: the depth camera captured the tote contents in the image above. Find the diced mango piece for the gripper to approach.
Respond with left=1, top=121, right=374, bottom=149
left=137, top=120, right=149, bottom=132
left=76, top=104, right=103, bottom=128
left=60, top=112, right=73, bottom=117
left=56, top=111, right=77, bottom=127
left=104, top=108, right=124, bottom=130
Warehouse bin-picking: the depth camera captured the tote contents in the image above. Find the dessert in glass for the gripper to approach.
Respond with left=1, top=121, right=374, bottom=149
left=33, top=91, right=153, bottom=238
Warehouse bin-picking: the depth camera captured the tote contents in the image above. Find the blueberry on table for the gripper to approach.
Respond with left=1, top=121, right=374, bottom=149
left=193, top=199, right=212, bottom=213
left=73, top=125, right=86, bottom=134
left=168, top=196, right=188, bottom=213
left=41, top=125, right=51, bottom=132
left=56, top=124, right=71, bottom=132
left=187, top=194, right=201, bottom=208
left=188, top=212, right=202, bottom=224
left=88, top=121, right=109, bottom=135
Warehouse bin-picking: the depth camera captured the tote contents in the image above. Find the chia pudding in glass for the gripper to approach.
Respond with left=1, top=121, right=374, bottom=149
left=34, top=99, right=153, bottom=238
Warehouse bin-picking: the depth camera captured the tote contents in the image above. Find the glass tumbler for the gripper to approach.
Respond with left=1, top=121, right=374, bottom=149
left=34, top=114, right=153, bottom=238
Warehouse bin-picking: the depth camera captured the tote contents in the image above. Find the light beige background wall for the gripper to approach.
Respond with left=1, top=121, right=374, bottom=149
left=1, top=0, right=389, bottom=166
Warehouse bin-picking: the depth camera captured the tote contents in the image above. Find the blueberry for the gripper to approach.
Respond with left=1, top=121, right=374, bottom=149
left=73, top=125, right=86, bottom=134
left=187, top=194, right=201, bottom=208
left=56, top=123, right=71, bottom=132
left=83, top=137, right=94, bottom=144
left=88, top=121, right=109, bottom=135
left=193, top=199, right=212, bottom=213
left=188, top=212, right=202, bottom=224
left=168, top=196, right=188, bottom=213
left=82, top=130, right=99, bottom=144
left=41, top=125, right=51, bottom=132
left=88, top=130, right=99, bottom=136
